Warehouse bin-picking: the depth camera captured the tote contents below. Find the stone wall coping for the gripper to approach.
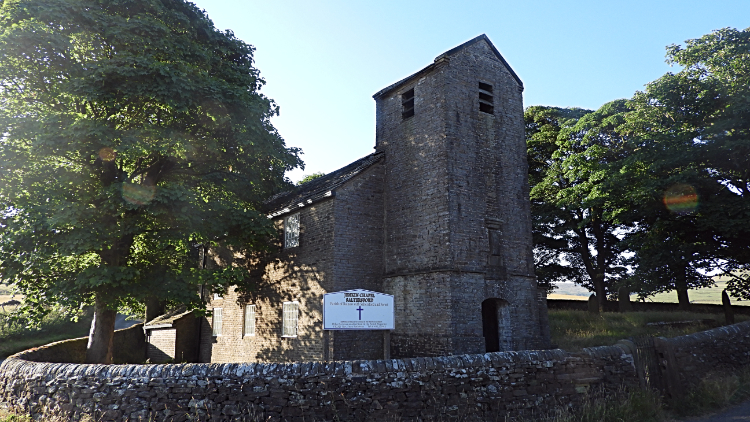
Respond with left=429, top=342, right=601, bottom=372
left=8, top=336, right=87, bottom=359
left=1, top=345, right=623, bottom=382
left=11, top=318, right=744, bottom=382
left=662, top=320, right=750, bottom=349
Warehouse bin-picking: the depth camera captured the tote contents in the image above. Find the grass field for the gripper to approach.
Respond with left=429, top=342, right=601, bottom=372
left=548, top=308, right=747, bottom=351
left=0, top=282, right=22, bottom=312
left=550, top=280, right=750, bottom=306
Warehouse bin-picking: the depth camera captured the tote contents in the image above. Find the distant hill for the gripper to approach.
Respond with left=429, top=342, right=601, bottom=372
left=549, top=279, right=749, bottom=306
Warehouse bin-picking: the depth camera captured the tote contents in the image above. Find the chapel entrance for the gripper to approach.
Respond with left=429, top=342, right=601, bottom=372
left=482, top=298, right=510, bottom=352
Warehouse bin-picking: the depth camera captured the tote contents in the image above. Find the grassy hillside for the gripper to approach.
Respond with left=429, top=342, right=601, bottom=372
left=549, top=309, right=747, bottom=351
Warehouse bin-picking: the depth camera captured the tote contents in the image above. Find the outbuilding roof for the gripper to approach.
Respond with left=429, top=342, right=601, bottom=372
left=144, top=307, right=192, bottom=330
left=265, top=151, right=384, bottom=218
left=372, top=34, right=523, bottom=100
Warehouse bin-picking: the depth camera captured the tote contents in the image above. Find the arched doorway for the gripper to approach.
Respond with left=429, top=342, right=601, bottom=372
left=481, top=298, right=510, bottom=352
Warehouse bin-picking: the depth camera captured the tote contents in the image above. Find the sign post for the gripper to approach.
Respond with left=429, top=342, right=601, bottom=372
left=323, top=289, right=394, bottom=359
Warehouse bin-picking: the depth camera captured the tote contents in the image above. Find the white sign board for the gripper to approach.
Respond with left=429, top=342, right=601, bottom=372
left=323, top=289, right=394, bottom=330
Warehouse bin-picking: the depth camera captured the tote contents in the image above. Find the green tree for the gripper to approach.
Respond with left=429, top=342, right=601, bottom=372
left=296, top=171, right=326, bottom=185
left=620, top=27, right=750, bottom=303
left=526, top=102, right=631, bottom=309
left=0, top=0, right=301, bottom=363
left=526, top=106, right=590, bottom=292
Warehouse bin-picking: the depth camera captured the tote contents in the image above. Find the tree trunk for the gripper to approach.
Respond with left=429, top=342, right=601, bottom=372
left=592, top=215, right=609, bottom=312
left=145, top=296, right=165, bottom=323
left=675, top=264, right=691, bottom=311
left=723, top=290, right=735, bottom=325
left=593, top=275, right=607, bottom=312
left=676, top=288, right=690, bottom=311
left=85, top=295, right=117, bottom=364
left=575, top=214, right=609, bottom=312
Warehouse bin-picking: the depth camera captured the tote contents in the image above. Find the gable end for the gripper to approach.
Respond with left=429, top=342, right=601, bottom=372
left=373, top=34, right=522, bottom=101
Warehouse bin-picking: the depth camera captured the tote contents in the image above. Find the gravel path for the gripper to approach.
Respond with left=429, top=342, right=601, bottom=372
left=682, top=400, right=750, bottom=422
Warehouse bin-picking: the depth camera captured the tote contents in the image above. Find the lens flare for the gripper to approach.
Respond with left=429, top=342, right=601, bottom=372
left=663, top=184, right=698, bottom=214
left=122, top=183, right=155, bottom=206
left=98, top=147, right=116, bottom=162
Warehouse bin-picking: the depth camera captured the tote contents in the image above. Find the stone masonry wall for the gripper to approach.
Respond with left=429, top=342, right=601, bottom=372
left=440, top=39, right=546, bottom=352
left=0, top=346, right=637, bottom=422
left=148, top=329, right=177, bottom=362
left=331, top=163, right=387, bottom=361
left=375, top=59, right=451, bottom=276
left=374, top=37, right=547, bottom=356
left=200, top=200, right=335, bottom=363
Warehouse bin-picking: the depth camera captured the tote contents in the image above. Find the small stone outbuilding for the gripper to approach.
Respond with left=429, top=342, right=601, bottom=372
left=144, top=308, right=199, bottom=363
left=195, top=34, right=550, bottom=363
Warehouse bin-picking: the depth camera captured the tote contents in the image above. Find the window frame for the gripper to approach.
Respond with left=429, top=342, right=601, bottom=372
left=281, top=301, right=299, bottom=338
left=401, top=87, right=415, bottom=119
left=478, top=81, right=494, bottom=114
left=212, top=308, right=223, bottom=337
left=284, top=213, right=300, bottom=249
left=244, top=304, right=256, bottom=338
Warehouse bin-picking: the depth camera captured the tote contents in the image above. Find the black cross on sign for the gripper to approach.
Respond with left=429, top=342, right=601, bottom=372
left=356, top=306, right=364, bottom=320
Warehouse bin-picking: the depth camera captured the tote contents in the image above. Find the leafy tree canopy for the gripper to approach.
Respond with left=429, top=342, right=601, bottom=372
left=296, top=172, right=326, bottom=185
left=619, top=27, right=750, bottom=302
left=0, top=0, right=302, bottom=362
left=526, top=102, right=631, bottom=308
left=528, top=27, right=750, bottom=306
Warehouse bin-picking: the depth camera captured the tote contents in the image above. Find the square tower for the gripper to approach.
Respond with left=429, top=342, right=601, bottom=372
left=373, top=35, right=550, bottom=357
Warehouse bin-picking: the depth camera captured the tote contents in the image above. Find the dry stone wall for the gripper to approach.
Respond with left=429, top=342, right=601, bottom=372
left=660, top=320, right=750, bottom=388
left=5, top=320, right=750, bottom=421
left=0, top=346, right=636, bottom=421
left=9, top=323, right=145, bottom=365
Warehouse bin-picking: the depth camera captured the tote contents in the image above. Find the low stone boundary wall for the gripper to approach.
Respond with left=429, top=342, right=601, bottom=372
left=658, top=320, right=750, bottom=391
left=13, top=323, right=146, bottom=365
left=0, top=346, right=637, bottom=421
left=3, top=320, right=750, bottom=421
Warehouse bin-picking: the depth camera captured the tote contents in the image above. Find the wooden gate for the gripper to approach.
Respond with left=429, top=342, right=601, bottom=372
left=630, top=336, right=665, bottom=393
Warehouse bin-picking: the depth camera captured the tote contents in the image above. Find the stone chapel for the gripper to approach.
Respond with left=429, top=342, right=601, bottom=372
left=144, top=34, right=551, bottom=363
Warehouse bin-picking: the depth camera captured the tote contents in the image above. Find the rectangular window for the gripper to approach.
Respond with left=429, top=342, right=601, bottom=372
left=479, top=82, right=494, bottom=114
left=244, top=304, right=256, bottom=337
left=489, top=229, right=502, bottom=256
left=212, top=308, right=222, bottom=336
left=401, top=88, right=415, bottom=119
left=213, top=293, right=222, bottom=300
left=284, top=213, right=300, bottom=248
left=282, top=302, right=299, bottom=337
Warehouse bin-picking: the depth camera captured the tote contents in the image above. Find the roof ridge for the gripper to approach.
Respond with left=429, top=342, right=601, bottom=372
left=265, top=151, right=384, bottom=218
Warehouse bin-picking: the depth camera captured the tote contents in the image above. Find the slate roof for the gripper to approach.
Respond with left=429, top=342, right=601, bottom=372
left=265, top=151, right=384, bottom=218
left=372, top=34, right=522, bottom=100
left=144, top=307, right=192, bottom=329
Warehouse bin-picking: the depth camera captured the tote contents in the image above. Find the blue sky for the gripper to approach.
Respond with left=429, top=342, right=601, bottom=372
left=190, top=1, right=750, bottom=183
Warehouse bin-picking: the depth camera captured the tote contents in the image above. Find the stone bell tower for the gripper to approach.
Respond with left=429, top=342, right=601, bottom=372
left=373, top=34, right=550, bottom=357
